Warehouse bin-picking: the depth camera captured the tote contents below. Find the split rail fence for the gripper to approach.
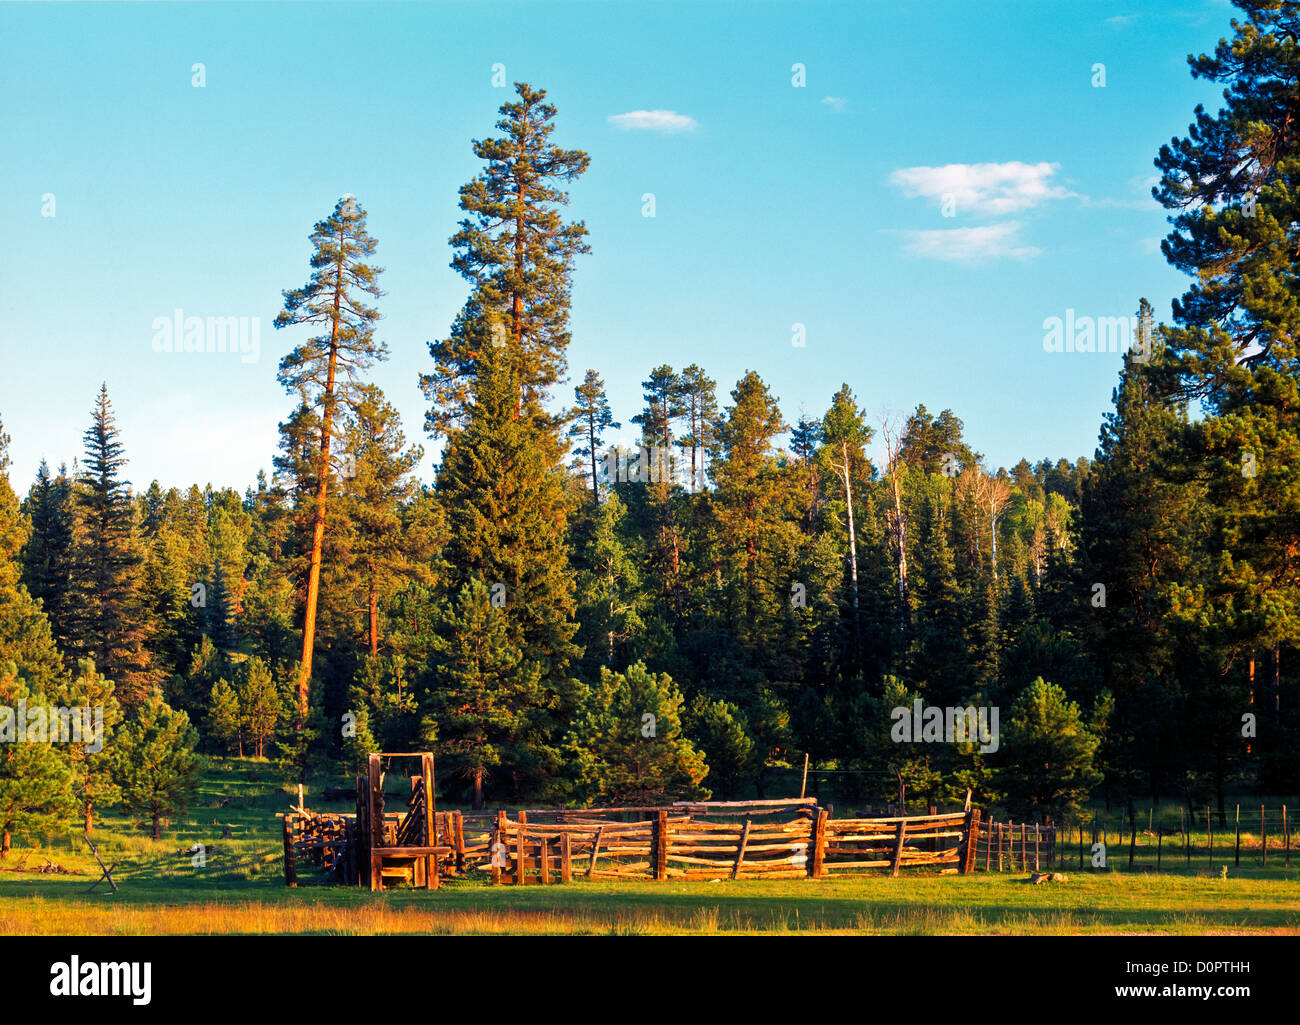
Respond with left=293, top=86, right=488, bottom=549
left=283, top=794, right=983, bottom=887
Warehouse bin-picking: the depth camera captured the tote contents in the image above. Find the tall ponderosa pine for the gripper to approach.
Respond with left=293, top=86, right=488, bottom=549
left=68, top=385, right=155, bottom=709
left=568, top=369, right=619, bottom=501
left=275, top=196, right=386, bottom=726
left=423, top=83, right=589, bottom=798
left=1154, top=1, right=1300, bottom=766
left=423, top=82, right=590, bottom=428
left=712, top=371, right=788, bottom=630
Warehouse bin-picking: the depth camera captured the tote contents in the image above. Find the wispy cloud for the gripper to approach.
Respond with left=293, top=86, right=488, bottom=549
left=899, top=222, right=1041, bottom=263
left=889, top=161, right=1074, bottom=215
left=820, top=96, right=848, bottom=113
left=1105, top=14, right=1136, bottom=26
left=607, top=109, right=698, bottom=133
left=1081, top=173, right=1162, bottom=210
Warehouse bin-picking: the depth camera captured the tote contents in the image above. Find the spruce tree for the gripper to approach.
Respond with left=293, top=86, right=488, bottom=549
left=21, top=459, right=76, bottom=651
left=68, top=385, right=155, bottom=709
left=419, top=579, right=541, bottom=809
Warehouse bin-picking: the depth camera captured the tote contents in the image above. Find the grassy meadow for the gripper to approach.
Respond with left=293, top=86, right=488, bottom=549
left=1, top=760, right=1296, bottom=936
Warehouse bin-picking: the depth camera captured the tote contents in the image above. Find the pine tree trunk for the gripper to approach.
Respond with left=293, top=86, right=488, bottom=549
left=512, top=162, right=526, bottom=417
left=1, top=828, right=10, bottom=857
left=473, top=767, right=484, bottom=811
left=588, top=416, right=600, bottom=501
left=368, top=570, right=379, bottom=657
left=293, top=236, right=345, bottom=728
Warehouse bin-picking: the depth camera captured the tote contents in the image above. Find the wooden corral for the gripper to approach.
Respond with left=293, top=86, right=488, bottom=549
left=281, top=754, right=983, bottom=888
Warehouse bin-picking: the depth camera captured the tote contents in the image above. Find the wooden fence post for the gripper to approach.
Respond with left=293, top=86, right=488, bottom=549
left=492, top=810, right=505, bottom=885
left=1235, top=804, right=1241, bottom=867
left=517, top=810, right=528, bottom=885
left=732, top=819, right=752, bottom=880
left=540, top=835, right=550, bottom=885
left=588, top=825, right=604, bottom=878
left=455, top=811, right=466, bottom=874
left=1036, top=823, right=1042, bottom=872
left=654, top=811, right=669, bottom=881
left=889, top=820, right=906, bottom=878
left=960, top=809, right=981, bottom=874
left=1284, top=806, right=1290, bottom=868
left=808, top=808, right=827, bottom=879
left=560, top=831, right=572, bottom=883
left=282, top=815, right=297, bottom=887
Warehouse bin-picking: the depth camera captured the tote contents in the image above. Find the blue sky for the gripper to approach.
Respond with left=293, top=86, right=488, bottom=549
left=0, top=0, right=1236, bottom=492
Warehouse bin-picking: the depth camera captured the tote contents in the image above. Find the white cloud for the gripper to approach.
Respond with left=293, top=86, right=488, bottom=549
left=900, top=222, right=1041, bottom=263
left=1105, top=14, right=1136, bottom=26
left=889, top=161, right=1074, bottom=215
left=820, top=96, right=848, bottom=113
left=607, top=110, right=698, bottom=133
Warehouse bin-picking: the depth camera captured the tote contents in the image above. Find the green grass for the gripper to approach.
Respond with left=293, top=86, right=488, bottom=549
left=1, top=760, right=1297, bottom=935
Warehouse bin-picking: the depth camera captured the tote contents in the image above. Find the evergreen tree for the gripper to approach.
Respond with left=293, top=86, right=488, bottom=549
left=711, top=371, right=789, bottom=632
left=275, top=195, right=387, bottom=727
left=563, top=662, right=709, bottom=806
left=67, top=385, right=155, bottom=709
left=419, top=579, right=541, bottom=809
left=1153, top=0, right=1300, bottom=777
left=53, top=659, right=122, bottom=833
left=339, top=385, right=424, bottom=656
left=817, top=384, right=873, bottom=657
left=568, top=369, right=618, bottom=501
left=999, top=677, right=1103, bottom=820
left=207, top=677, right=241, bottom=756
left=0, top=662, right=74, bottom=856
left=113, top=692, right=204, bottom=839
left=237, top=657, right=282, bottom=758
left=21, top=459, right=76, bottom=651
left=686, top=694, right=754, bottom=799
left=574, top=491, right=647, bottom=672
left=423, top=82, right=590, bottom=427
left=433, top=331, right=580, bottom=776
left=676, top=364, right=719, bottom=492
